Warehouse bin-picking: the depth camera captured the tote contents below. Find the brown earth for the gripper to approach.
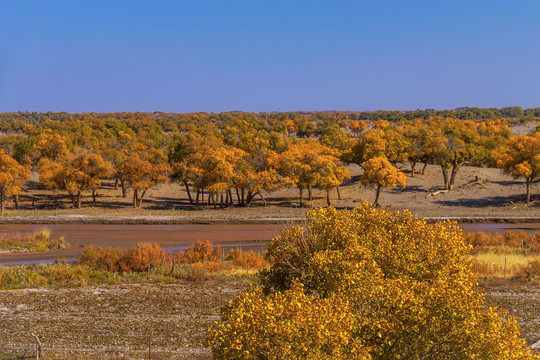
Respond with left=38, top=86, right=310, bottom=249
left=1, top=163, right=538, bottom=224
left=0, top=281, right=538, bottom=359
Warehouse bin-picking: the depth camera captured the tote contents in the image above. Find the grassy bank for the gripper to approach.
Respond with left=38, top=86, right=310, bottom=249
left=0, top=229, right=69, bottom=253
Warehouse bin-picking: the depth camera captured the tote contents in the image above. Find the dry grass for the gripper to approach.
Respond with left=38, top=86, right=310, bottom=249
left=473, top=251, right=540, bottom=279
left=0, top=229, right=69, bottom=253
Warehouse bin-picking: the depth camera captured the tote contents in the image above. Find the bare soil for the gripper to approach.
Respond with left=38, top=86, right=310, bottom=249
left=1, top=164, right=538, bottom=224
left=0, top=280, right=538, bottom=359
left=0, top=280, right=250, bottom=359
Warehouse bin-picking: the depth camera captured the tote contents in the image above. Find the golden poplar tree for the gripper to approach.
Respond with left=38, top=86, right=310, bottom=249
left=0, top=150, right=30, bottom=212
left=360, top=156, right=406, bottom=206
left=497, top=132, right=540, bottom=204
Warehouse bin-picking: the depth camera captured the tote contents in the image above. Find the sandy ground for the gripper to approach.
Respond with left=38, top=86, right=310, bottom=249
left=0, top=281, right=538, bottom=359
left=1, top=163, right=537, bottom=223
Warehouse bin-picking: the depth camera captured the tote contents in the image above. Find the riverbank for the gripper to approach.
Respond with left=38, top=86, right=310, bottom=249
left=0, top=213, right=540, bottom=224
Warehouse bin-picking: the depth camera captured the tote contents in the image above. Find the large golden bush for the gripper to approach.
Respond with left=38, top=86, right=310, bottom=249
left=208, top=204, right=538, bottom=360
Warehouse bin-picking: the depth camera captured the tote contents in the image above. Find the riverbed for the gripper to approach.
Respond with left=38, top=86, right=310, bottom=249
left=1, top=222, right=539, bottom=265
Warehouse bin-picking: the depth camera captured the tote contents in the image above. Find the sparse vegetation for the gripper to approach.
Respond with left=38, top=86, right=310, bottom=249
left=0, top=229, right=69, bottom=253
left=466, top=231, right=540, bottom=282
left=1, top=241, right=267, bottom=290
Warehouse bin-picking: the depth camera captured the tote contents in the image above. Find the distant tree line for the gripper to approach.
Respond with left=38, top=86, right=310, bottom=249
left=0, top=106, right=539, bottom=131
left=0, top=110, right=537, bottom=212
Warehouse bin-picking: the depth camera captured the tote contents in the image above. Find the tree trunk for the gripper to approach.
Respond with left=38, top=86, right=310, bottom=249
left=326, top=189, right=331, bottom=206
left=133, top=189, right=139, bottom=208
left=138, top=189, right=147, bottom=208
left=69, top=193, right=77, bottom=208
left=336, top=186, right=342, bottom=200
left=448, top=152, right=460, bottom=190
left=92, top=189, right=97, bottom=204
left=421, top=162, right=429, bottom=175
left=228, top=189, right=233, bottom=206
left=258, top=192, right=267, bottom=206
left=195, top=189, right=200, bottom=205
left=410, top=161, right=417, bottom=177
left=307, top=185, right=312, bottom=202
left=0, top=192, right=4, bottom=213
left=14, top=194, right=19, bottom=210
left=526, top=178, right=532, bottom=204
left=299, top=188, right=304, bottom=207
left=114, top=178, right=119, bottom=190
left=449, top=165, right=459, bottom=191
left=440, top=165, right=450, bottom=190
left=236, top=188, right=242, bottom=206
left=77, top=191, right=82, bottom=209
left=121, top=180, right=127, bottom=198
left=184, top=181, right=193, bottom=204
left=245, top=191, right=255, bottom=207
left=374, top=185, right=382, bottom=207
left=201, top=189, right=205, bottom=203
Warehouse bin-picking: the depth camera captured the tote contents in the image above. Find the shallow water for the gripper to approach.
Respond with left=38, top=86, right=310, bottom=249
left=0, top=223, right=538, bottom=265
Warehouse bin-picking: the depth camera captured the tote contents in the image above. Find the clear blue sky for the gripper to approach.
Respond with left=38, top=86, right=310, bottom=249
left=1, top=0, right=539, bottom=113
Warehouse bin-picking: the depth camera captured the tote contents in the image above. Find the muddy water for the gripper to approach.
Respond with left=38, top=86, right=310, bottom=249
left=0, top=224, right=284, bottom=265
left=0, top=223, right=539, bottom=265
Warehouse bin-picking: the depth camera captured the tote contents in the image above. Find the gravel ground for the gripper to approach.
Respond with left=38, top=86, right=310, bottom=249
left=1, top=281, right=539, bottom=359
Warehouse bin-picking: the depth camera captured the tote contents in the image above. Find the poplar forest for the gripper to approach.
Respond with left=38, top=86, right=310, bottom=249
left=0, top=108, right=539, bottom=359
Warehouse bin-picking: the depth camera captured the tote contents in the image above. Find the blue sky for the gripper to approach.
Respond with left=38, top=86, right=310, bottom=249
left=1, top=0, right=539, bottom=113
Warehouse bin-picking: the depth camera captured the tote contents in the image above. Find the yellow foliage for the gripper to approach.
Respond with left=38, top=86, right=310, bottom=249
left=0, top=149, right=30, bottom=211
left=360, top=156, right=406, bottom=205
left=497, top=132, right=540, bottom=203
left=212, top=205, right=539, bottom=360
left=38, top=151, right=113, bottom=208
left=207, top=282, right=371, bottom=360
left=276, top=139, right=348, bottom=204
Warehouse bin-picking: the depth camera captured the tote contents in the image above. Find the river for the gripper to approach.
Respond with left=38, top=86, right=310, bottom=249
left=1, top=222, right=539, bottom=265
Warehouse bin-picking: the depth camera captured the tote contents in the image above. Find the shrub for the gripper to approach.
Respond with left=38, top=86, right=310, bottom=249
left=209, top=204, right=538, bottom=360
left=226, top=248, right=267, bottom=269
left=0, top=229, right=69, bottom=253
left=183, top=262, right=209, bottom=282
left=120, top=242, right=165, bottom=272
left=464, top=230, right=540, bottom=254
left=79, top=246, right=123, bottom=272
left=207, top=282, right=370, bottom=360
left=80, top=243, right=165, bottom=273
left=513, top=260, right=540, bottom=282
left=472, top=260, right=494, bottom=276
left=176, top=240, right=221, bottom=263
